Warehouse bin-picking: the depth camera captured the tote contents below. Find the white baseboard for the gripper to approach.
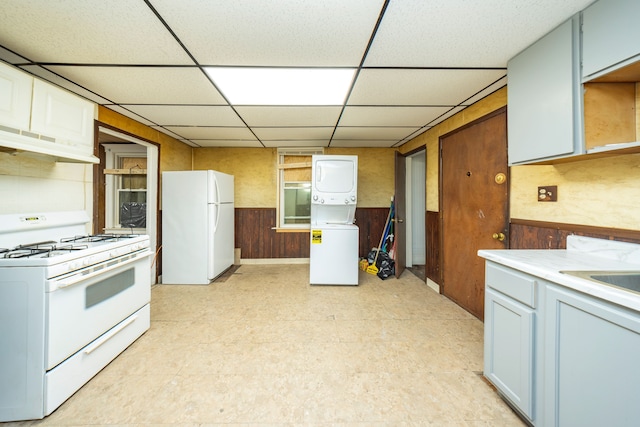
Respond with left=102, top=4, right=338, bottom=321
left=426, top=277, right=440, bottom=293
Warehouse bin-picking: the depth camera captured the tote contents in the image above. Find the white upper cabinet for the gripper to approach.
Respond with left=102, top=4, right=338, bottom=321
left=0, top=61, right=33, bottom=130
left=0, top=62, right=98, bottom=163
left=507, top=17, right=582, bottom=165
left=582, top=0, right=640, bottom=80
left=30, top=79, right=95, bottom=151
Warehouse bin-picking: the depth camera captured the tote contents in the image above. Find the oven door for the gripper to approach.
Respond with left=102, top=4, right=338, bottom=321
left=45, top=250, right=151, bottom=370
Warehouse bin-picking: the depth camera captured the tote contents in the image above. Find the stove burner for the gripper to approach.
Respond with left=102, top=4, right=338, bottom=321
left=2, top=241, right=89, bottom=259
left=61, top=234, right=140, bottom=243
left=16, top=240, right=58, bottom=249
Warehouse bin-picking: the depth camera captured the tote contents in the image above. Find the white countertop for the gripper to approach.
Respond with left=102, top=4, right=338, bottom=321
left=478, top=235, right=640, bottom=312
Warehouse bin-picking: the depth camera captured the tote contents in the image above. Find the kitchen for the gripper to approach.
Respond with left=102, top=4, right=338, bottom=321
left=2, top=0, right=640, bottom=425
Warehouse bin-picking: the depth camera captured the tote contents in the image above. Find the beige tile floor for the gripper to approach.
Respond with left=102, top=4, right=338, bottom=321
left=9, top=264, right=525, bottom=426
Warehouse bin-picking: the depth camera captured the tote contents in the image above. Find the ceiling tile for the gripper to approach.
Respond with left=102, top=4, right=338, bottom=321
left=162, top=126, right=256, bottom=141
left=192, top=140, right=264, bottom=148
left=20, top=65, right=111, bottom=105
left=0, top=0, right=192, bottom=64
left=235, top=106, right=342, bottom=127
left=124, top=105, right=244, bottom=127
left=45, top=66, right=226, bottom=105
left=150, top=0, right=385, bottom=66
left=262, top=140, right=329, bottom=148
left=330, top=140, right=397, bottom=148
left=106, top=106, right=157, bottom=127
left=252, top=127, right=334, bottom=141
left=365, top=0, right=596, bottom=67
left=0, top=0, right=593, bottom=149
left=462, top=77, right=508, bottom=106
left=333, top=127, right=419, bottom=141
left=427, top=106, right=466, bottom=127
left=339, top=106, right=453, bottom=127
left=349, top=69, right=507, bottom=106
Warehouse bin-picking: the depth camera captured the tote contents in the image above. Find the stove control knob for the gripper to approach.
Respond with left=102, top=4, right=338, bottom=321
left=351, top=196, right=356, bottom=202
left=321, top=199, right=325, bottom=204
left=313, top=195, right=318, bottom=201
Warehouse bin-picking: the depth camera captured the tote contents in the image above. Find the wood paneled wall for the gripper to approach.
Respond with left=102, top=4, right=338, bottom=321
left=355, top=207, right=390, bottom=258
left=509, top=219, right=640, bottom=249
left=234, top=207, right=390, bottom=259
left=426, top=210, right=440, bottom=283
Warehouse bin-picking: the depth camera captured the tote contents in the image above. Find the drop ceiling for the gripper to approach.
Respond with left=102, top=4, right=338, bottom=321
left=0, top=0, right=595, bottom=148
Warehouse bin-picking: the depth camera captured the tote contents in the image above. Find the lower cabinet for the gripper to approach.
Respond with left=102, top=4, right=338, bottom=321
left=484, top=260, right=640, bottom=426
left=484, top=288, right=535, bottom=420
left=544, top=284, right=640, bottom=427
left=484, top=262, right=540, bottom=424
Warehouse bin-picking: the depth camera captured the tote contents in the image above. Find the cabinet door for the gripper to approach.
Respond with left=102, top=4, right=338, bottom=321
left=582, top=0, right=640, bottom=79
left=544, top=285, right=640, bottom=427
left=507, top=17, right=582, bottom=164
left=30, top=79, right=95, bottom=152
left=0, top=62, right=33, bottom=130
left=484, top=288, right=535, bottom=420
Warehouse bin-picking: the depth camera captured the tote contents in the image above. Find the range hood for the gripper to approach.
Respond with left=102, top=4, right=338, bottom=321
left=0, top=125, right=99, bottom=164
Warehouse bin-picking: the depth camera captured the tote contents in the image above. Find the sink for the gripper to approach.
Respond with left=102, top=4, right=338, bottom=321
left=560, top=271, right=640, bottom=295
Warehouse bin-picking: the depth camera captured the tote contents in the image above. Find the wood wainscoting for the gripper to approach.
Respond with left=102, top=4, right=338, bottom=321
left=234, top=207, right=390, bottom=259
left=426, top=210, right=440, bottom=283
left=509, top=219, right=640, bottom=249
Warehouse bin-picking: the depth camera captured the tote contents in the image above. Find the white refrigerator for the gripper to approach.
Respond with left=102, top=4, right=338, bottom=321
left=162, top=170, right=234, bottom=285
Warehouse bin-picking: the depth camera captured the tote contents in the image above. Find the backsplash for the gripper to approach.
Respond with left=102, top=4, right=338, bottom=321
left=0, top=152, right=92, bottom=215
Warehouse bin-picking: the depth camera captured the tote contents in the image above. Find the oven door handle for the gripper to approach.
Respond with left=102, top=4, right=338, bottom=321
left=56, top=251, right=150, bottom=289
left=84, top=314, right=138, bottom=355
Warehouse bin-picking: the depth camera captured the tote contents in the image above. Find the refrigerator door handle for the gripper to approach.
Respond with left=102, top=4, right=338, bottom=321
left=212, top=203, right=220, bottom=233
left=213, top=174, right=220, bottom=204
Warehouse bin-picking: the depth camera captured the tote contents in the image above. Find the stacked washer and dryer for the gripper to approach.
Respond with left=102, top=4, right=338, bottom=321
left=309, top=155, right=359, bottom=285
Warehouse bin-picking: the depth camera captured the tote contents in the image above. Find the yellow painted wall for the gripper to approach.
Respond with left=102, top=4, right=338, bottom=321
left=327, top=148, right=395, bottom=208
left=99, top=105, right=396, bottom=209
left=193, top=148, right=276, bottom=207
left=399, top=87, right=508, bottom=212
left=511, top=154, right=640, bottom=230
left=398, top=86, right=640, bottom=231
left=192, top=146, right=396, bottom=208
left=98, top=106, right=191, bottom=172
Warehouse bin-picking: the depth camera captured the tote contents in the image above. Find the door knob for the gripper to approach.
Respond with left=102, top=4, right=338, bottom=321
left=492, top=232, right=506, bottom=241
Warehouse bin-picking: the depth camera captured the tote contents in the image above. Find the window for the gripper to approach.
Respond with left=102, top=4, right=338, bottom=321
left=103, top=144, right=148, bottom=233
left=277, top=147, right=323, bottom=228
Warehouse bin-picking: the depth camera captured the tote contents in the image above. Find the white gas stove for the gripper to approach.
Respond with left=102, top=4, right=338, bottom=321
left=0, top=211, right=151, bottom=422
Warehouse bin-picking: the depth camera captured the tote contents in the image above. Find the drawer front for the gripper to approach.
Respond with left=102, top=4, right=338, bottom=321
left=45, top=304, right=150, bottom=415
left=486, top=262, right=537, bottom=308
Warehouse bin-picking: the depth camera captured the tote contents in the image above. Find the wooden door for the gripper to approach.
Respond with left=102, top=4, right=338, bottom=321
left=441, top=108, right=508, bottom=320
left=394, top=151, right=406, bottom=278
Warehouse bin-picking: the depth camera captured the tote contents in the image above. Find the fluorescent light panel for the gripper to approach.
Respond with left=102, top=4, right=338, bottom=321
left=205, top=67, right=356, bottom=105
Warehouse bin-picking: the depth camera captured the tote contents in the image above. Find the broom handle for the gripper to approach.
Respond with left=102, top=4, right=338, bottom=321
left=372, top=205, right=393, bottom=266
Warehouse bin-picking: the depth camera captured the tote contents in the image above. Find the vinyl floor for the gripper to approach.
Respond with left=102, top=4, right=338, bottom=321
left=8, top=264, right=525, bottom=426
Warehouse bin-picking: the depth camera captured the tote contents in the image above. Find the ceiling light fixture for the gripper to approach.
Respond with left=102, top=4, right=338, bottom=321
left=204, top=67, right=356, bottom=106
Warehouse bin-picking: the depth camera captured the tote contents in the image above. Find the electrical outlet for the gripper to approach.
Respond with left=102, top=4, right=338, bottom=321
left=538, top=186, right=557, bottom=202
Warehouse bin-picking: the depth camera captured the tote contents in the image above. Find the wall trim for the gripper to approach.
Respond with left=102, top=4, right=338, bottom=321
left=510, top=218, right=640, bottom=241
